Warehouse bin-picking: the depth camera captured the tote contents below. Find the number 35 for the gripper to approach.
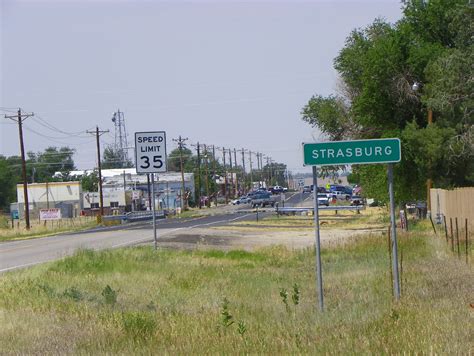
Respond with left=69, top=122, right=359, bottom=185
left=140, top=155, right=163, bottom=169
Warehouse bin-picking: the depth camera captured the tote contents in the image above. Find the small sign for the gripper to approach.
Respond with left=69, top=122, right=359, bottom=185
left=303, top=138, right=401, bottom=166
left=135, top=131, right=167, bottom=174
left=40, top=208, right=61, bottom=221
left=11, top=210, right=19, bottom=219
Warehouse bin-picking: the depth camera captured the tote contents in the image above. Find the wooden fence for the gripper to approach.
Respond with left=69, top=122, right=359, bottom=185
left=430, top=187, right=474, bottom=230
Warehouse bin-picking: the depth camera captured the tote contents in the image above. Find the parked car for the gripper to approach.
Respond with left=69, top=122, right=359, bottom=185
left=269, top=185, right=285, bottom=194
left=350, top=195, right=364, bottom=206
left=331, top=190, right=351, bottom=200
left=317, top=193, right=330, bottom=206
left=231, top=196, right=251, bottom=205
left=250, top=192, right=276, bottom=208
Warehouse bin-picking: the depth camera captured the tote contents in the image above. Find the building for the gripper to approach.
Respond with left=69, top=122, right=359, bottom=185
left=14, top=181, right=82, bottom=219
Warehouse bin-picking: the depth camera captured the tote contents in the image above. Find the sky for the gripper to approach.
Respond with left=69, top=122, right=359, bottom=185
left=1, top=0, right=403, bottom=173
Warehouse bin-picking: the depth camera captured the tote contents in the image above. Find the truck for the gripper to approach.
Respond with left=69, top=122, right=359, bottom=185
left=250, top=192, right=277, bottom=208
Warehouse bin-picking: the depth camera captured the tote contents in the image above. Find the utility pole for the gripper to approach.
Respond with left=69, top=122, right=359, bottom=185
left=195, top=142, right=202, bottom=208
left=173, top=136, right=188, bottom=210
left=228, top=148, right=234, bottom=198
left=5, top=109, right=34, bottom=229
left=241, top=148, right=247, bottom=193
left=204, top=145, right=210, bottom=207
left=87, top=126, right=109, bottom=219
left=234, top=148, right=238, bottom=196
left=222, top=147, right=228, bottom=204
left=249, top=151, right=253, bottom=190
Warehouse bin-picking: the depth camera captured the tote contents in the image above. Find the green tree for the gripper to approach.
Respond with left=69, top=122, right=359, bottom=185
left=102, top=146, right=133, bottom=169
left=80, top=170, right=99, bottom=192
left=0, top=156, right=17, bottom=210
left=301, top=0, right=474, bottom=202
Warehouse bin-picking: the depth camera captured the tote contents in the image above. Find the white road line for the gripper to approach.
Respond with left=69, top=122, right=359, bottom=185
left=0, top=259, right=56, bottom=273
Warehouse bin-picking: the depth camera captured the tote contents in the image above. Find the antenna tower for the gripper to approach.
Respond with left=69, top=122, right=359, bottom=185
left=111, top=109, right=129, bottom=167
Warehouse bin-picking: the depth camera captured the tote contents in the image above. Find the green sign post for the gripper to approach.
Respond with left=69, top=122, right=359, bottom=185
left=303, top=138, right=401, bottom=166
left=303, top=138, right=402, bottom=312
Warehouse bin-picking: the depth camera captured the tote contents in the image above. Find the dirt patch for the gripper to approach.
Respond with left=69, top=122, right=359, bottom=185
left=156, top=226, right=384, bottom=251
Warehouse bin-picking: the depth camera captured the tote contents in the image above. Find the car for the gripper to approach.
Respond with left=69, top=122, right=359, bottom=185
left=231, top=196, right=251, bottom=205
left=303, top=185, right=312, bottom=193
left=317, top=193, right=329, bottom=206
left=331, top=190, right=351, bottom=200
left=350, top=195, right=364, bottom=206
left=250, top=192, right=276, bottom=208
left=269, top=185, right=285, bottom=194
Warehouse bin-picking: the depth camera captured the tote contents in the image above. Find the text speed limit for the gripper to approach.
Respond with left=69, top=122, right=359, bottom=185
left=135, top=131, right=167, bottom=174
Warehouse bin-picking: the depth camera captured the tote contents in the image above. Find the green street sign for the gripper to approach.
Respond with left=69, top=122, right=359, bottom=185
left=303, top=138, right=401, bottom=166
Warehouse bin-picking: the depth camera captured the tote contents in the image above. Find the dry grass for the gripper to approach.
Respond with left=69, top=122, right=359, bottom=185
left=0, top=224, right=472, bottom=354
left=0, top=216, right=97, bottom=242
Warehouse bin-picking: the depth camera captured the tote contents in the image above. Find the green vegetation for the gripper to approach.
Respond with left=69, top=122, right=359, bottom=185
left=302, top=0, right=474, bottom=201
left=1, top=229, right=472, bottom=353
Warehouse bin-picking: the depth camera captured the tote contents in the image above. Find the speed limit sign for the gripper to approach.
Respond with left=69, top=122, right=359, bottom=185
left=135, top=131, right=167, bottom=174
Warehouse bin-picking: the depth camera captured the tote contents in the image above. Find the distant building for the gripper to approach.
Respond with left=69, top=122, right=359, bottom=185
left=14, top=181, right=82, bottom=219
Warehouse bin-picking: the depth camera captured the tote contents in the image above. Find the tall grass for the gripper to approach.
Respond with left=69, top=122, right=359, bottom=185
left=0, top=230, right=472, bottom=354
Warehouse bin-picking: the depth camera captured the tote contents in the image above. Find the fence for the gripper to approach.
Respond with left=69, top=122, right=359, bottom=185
left=430, top=187, right=474, bottom=230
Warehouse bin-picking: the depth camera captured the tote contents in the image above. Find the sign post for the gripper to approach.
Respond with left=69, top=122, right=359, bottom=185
left=135, top=131, right=167, bottom=250
left=303, top=138, right=401, bottom=309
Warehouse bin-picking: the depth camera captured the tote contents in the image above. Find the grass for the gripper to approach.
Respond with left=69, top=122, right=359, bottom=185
left=0, top=216, right=98, bottom=242
left=231, top=207, right=389, bottom=230
left=0, top=226, right=472, bottom=353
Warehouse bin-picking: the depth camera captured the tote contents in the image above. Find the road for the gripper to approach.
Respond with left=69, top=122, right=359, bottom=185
left=0, top=190, right=311, bottom=274
left=0, top=210, right=263, bottom=273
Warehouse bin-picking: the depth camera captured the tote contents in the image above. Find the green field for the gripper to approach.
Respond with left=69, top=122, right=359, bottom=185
left=0, top=225, right=472, bottom=354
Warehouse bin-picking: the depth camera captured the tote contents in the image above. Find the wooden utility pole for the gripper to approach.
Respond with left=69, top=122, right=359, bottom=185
left=87, top=126, right=109, bottom=219
left=203, top=145, right=210, bottom=207
left=5, top=109, right=34, bottom=229
left=173, top=136, right=188, bottom=210
left=248, top=151, right=253, bottom=189
left=222, top=147, right=228, bottom=204
left=196, top=142, right=202, bottom=208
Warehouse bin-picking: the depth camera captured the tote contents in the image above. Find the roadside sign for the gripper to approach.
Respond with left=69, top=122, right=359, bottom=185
left=303, top=137, right=402, bottom=311
left=40, top=208, right=61, bottom=221
left=135, top=131, right=167, bottom=174
left=303, top=138, right=401, bottom=166
left=298, top=179, right=305, bottom=187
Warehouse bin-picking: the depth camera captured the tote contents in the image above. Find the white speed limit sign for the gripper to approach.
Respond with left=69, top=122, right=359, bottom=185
left=135, top=131, right=167, bottom=173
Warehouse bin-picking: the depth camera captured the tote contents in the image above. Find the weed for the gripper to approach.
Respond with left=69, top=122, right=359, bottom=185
left=237, top=320, right=247, bottom=337
left=121, top=311, right=157, bottom=340
left=220, top=297, right=234, bottom=328
left=279, top=288, right=290, bottom=312
left=101, top=285, right=117, bottom=306
left=291, top=283, right=300, bottom=306
left=63, top=286, right=83, bottom=301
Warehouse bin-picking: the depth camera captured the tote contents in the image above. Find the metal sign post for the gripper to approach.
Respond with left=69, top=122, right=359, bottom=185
left=150, top=173, right=158, bottom=250
left=312, top=166, right=324, bottom=311
left=135, top=131, right=167, bottom=251
left=388, top=164, right=400, bottom=300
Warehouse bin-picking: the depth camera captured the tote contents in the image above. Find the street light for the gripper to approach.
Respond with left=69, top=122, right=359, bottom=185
left=412, top=81, right=433, bottom=216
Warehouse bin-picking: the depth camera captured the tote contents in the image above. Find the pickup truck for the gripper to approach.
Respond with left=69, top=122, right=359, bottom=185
left=250, top=192, right=277, bottom=208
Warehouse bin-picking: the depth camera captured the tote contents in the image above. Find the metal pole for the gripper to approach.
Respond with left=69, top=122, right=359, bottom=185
left=388, top=164, right=400, bottom=300
left=150, top=173, right=157, bottom=250
left=312, top=166, right=324, bottom=311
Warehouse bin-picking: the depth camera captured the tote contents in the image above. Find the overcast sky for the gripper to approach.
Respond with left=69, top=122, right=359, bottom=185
left=1, top=0, right=403, bottom=173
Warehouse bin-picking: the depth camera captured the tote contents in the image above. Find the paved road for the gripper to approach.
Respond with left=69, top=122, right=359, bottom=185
left=0, top=211, right=265, bottom=273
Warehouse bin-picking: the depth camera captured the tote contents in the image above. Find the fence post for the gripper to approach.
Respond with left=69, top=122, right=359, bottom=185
left=455, top=218, right=460, bottom=258
left=443, top=215, right=448, bottom=243
left=465, top=218, right=469, bottom=264
left=450, top=218, right=454, bottom=252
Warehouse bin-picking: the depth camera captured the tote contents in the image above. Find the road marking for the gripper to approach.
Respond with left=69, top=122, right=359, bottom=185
left=0, top=259, right=56, bottom=273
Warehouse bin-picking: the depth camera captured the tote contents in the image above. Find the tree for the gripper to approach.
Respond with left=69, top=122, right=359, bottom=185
left=102, top=146, right=133, bottom=169
left=301, top=0, right=474, bottom=202
left=0, top=156, right=17, bottom=210
left=80, top=170, right=99, bottom=192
